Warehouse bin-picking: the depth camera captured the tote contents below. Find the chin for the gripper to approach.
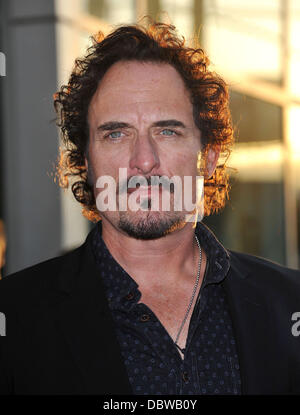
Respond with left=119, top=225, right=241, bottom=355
left=118, top=210, right=186, bottom=240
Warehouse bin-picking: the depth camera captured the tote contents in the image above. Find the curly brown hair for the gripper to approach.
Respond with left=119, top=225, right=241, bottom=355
left=54, top=21, right=234, bottom=222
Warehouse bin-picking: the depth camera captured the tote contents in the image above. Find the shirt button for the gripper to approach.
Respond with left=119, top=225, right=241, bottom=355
left=182, top=371, right=189, bottom=383
left=140, top=314, right=150, bottom=322
left=125, top=292, right=134, bottom=300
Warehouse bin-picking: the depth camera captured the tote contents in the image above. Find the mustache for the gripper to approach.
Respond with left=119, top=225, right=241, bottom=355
left=118, top=175, right=175, bottom=194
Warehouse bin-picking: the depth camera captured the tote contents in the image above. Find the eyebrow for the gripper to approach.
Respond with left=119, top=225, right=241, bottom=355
left=152, top=120, right=186, bottom=128
left=97, top=122, right=130, bottom=131
left=97, top=119, right=187, bottom=131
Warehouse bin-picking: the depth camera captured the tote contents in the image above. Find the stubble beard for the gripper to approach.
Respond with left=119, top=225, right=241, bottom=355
left=118, top=208, right=186, bottom=240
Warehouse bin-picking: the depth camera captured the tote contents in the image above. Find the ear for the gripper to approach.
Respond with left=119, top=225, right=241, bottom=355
left=84, top=157, right=88, bottom=171
left=206, top=145, right=220, bottom=178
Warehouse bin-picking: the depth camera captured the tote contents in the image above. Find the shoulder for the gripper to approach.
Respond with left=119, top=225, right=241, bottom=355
left=229, top=249, right=299, bottom=276
left=0, top=244, right=84, bottom=310
left=228, top=249, right=300, bottom=296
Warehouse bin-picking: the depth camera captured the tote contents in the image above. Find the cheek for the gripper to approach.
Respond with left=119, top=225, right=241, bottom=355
left=88, top=144, right=123, bottom=178
left=163, top=149, right=199, bottom=176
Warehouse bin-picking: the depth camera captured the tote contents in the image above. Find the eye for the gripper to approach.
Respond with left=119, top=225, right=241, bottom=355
left=161, top=129, right=176, bottom=136
left=105, top=131, right=123, bottom=140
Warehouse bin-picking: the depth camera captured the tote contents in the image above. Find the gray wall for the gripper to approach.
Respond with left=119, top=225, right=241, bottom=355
left=1, top=0, right=62, bottom=275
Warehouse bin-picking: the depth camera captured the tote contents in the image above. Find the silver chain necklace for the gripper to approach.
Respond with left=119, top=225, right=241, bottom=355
left=174, top=234, right=202, bottom=354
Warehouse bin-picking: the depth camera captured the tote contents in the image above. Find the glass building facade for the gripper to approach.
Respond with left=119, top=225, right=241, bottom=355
left=1, top=0, right=299, bottom=273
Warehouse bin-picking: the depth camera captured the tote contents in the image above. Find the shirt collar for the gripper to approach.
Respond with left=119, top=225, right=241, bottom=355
left=195, top=222, right=230, bottom=285
left=91, top=221, right=230, bottom=310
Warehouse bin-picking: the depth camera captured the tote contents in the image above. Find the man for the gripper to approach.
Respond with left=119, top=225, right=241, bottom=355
left=0, top=22, right=299, bottom=395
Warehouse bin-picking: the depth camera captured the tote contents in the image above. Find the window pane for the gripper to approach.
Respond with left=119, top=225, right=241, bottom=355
left=229, top=91, right=282, bottom=143
left=291, top=105, right=300, bottom=267
left=160, top=0, right=194, bottom=40
left=203, top=0, right=282, bottom=84
left=203, top=180, right=286, bottom=265
left=84, top=0, right=136, bottom=24
left=291, top=0, right=300, bottom=97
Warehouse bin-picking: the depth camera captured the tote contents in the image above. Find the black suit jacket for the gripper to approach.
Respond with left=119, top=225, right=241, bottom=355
left=0, top=226, right=300, bottom=395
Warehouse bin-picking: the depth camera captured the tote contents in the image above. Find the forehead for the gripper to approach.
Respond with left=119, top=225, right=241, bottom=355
left=96, top=61, right=187, bottom=92
left=88, top=61, right=193, bottom=124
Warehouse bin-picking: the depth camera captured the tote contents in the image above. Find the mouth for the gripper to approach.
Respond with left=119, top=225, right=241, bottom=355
left=127, top=185, right=162, bottom=197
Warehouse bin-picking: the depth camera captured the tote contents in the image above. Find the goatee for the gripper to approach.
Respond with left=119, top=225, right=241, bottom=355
left=118, top=211, right=185, bottom=240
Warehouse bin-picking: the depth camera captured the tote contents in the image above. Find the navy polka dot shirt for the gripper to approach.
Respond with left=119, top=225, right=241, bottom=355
left=92, top=222, right=241, bottom=395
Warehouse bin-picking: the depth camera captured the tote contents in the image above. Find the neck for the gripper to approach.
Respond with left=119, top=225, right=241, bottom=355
left=100, top=218, right=206, bottom=289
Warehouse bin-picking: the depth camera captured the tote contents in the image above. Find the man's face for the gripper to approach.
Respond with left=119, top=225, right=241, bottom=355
left=87, top=61, right=205, bottom=239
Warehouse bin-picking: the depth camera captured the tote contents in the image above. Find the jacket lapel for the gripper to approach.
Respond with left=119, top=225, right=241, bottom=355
left=53, top=233, right=132, bottom=395
left=223, top=252, right=288, bottom=394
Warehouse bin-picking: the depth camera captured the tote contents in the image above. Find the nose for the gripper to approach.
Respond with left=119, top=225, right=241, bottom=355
left=129, top=134, right=160, bottom=175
